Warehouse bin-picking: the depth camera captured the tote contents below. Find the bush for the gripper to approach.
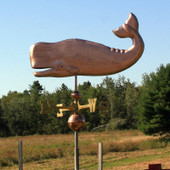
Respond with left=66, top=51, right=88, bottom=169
left=139, top=138, right=168, bottom=150
left=106, top=118, right=127, bottom=131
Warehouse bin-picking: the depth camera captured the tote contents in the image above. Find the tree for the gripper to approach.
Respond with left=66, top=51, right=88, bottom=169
left=0, top=99, right=9, bottom=136
left=78, top=82, right=101, bottom=131
left=125, top=82, right=139, bottom=129
left=137, top=64, right=170, bottom=135
left=54, top=83, right=72, bottom=133
left=101, top=76, right=139, bottom=130
left=29, top=81, right=43, bottom=102
left=39, top=85, right=72, bottom=134
left=0, top=91, right=42, bottom=136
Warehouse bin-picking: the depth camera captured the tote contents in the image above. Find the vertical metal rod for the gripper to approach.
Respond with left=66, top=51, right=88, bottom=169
left=74, top=75, right=78, bottom=114
left=18, top=141, right=23, bottom=170
left=98, top=142, right=103, bottom=170
left=74, top=131, right=79, bottom=170
left=74, top=75, right=79, bottom=170
left=75, top=75, right=77, bottom=91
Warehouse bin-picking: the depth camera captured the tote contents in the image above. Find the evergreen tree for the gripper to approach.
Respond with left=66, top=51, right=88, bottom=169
left=29, top=81, right=43, bottom=102
left=137, top=64, right=170, bottom=135
left=55, top=83, right=72, bottom=133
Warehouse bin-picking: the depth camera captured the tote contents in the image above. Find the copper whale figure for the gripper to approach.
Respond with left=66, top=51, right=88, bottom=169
left=30, top=13, right=144, bottom=77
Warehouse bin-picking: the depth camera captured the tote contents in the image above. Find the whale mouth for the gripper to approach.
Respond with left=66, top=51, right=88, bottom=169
left=33, top=68, right=55, bottom=77
left=31, top=56, right=54, bottom=77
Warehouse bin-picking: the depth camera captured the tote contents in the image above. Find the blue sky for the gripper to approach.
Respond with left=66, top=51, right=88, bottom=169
left=0, top=0, right=169, bottom=97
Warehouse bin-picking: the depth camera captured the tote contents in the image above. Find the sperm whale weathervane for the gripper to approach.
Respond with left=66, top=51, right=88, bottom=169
left=30, top=13, right=144, bottom=77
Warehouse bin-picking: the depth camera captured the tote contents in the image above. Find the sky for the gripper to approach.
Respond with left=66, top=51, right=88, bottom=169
left=0, top=0, right=169, bottom=97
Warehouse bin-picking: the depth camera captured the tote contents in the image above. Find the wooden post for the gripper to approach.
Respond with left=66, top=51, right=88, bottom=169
left=18, top=141, right=23, bottom=170
left=98, top=142, right=103, bottom=170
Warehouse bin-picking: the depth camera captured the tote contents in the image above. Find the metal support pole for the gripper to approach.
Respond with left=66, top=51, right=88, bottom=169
left=98, top=142, right=103, bottom=170
left=75, top=75, right=77, bottom=91
left=18, top=141, right=23, bottom=170
left=74, top=75, right=79, bottom=170
left=74, top=75, right=78, bottom=114
left=74, top=131, right=79, bottom=170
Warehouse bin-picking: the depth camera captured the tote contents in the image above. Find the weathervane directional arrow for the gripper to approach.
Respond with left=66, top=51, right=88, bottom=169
left=56, top=98, right=109, bottom=117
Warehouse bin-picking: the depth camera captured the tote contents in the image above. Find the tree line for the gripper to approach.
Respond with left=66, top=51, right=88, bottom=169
left=0, top=64, right=169, bottom=137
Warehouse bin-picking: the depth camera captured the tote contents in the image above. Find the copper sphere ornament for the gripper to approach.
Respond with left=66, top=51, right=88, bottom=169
left=71, top=90, right=81, bottom=101
left=68, top=114, right=85, bottom=131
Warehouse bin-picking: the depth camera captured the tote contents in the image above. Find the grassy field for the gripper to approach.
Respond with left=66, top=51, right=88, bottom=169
left=0, top=130, right=170, bottom=170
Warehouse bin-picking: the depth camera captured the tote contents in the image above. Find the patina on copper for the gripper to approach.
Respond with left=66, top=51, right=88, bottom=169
left=30, top=13, right=144, bottom=77
left=68, top=113, right=85, bottom=131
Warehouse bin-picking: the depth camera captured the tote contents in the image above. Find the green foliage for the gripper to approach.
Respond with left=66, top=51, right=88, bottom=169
left=78, top=82, right=101, bottom=131
left=0, top=81, right=75, bottom=136
left=0, top=77, right=140, bottom=136
left=0, top=101, right=9, bottom=136
left=1, top=91, right=41, bottom=136
left=137, top=64, right=170, bottom=135
left=0, top=63, right=169, bottom=136
left=100, top=76, right=139, bottom=130
left=106, top=118, right=127, bottom=131
left=125, top=82, right=139, bottom=128
left=29, top=81, right=43, bottom=102
left=139, top=138, right=168, bottom=150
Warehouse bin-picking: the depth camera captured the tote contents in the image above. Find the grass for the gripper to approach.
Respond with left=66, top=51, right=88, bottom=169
left=0, top=130, right=170, bottom=169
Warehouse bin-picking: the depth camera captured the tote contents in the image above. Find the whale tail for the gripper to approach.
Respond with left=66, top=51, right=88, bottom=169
left=113, top=13, right=139, bottom=38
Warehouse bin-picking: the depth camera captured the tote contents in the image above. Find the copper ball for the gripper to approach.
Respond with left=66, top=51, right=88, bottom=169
left=68, top=114, right=85, bottom=131
left=71, top=91, right=81, bottom=100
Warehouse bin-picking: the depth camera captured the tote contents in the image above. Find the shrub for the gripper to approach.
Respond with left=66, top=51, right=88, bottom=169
left=139, top=138, right=168, bottom=150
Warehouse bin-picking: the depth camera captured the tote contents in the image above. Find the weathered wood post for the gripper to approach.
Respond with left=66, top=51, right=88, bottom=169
left=18, top=141, right=23, bottom=170
left=98, top=142, right=103, bottom=170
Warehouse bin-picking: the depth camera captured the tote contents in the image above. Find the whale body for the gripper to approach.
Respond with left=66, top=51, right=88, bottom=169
left=30, top=13, right=144, bottom=77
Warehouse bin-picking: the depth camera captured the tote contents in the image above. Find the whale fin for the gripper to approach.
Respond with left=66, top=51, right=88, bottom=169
left=125, top=13, right=138, bottom=32
left=113, top=13, right=139, bottom=38
left=66, top=65, right=80, bottom=74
